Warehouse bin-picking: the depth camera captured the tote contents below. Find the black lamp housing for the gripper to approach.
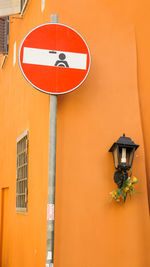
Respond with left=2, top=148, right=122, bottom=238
left=109, top=134, right=139, bottom=188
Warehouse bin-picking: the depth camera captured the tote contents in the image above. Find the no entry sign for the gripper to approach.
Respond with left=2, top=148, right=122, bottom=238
left=19, top=23, right=91, bottom=95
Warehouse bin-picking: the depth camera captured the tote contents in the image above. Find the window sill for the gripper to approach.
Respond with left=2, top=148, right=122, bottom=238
left=16, top=207, right=28, bottom=214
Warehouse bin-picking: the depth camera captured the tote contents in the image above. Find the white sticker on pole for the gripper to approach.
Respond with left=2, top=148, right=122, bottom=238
left=47, top=204, right=54, bottom=221
left=47, top=251, right=52, bottom=260
left=23, top=47, right=87, bottom=70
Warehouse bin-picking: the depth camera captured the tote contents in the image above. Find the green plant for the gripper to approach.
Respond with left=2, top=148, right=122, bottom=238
left=110, top=176, right=138, bottom=203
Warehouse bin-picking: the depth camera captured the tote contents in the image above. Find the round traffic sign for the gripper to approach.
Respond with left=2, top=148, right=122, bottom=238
left=19, top=23, right=91, bottom=95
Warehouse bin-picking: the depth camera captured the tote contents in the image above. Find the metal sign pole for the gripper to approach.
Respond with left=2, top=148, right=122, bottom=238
left=18, top=15, right=90, bottom=267
left=46, top=14, right=58, bottom=267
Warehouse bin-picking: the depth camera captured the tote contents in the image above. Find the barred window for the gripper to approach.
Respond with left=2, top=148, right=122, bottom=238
left=0, top=17, right=9, bottom=55
left=16, top=130, right=28, bottom=213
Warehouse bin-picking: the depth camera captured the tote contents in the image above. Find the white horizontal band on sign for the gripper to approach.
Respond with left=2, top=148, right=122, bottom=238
left=23, top=47, right=87, bottom=70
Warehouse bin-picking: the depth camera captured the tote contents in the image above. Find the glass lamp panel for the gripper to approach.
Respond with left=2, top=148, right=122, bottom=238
left=121, top=147, right=127, bottom=164
left=113, top=146, right=119, bottom=168
left=125, top=149, right=130, bottom=167
left=118, top=147, right=126, bottom=166
left=128, top=147, right=135, bottom=167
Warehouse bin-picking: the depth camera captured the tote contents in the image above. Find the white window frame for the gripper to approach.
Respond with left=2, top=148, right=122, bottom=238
left=20, top=0, right=30, bottom=17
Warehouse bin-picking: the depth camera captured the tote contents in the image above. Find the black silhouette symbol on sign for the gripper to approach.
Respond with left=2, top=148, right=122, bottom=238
left=54, top=53, right=69, bottom=68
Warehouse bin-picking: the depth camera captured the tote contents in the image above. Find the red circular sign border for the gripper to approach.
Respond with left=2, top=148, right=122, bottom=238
left=18, top=23, right=91, bottom=95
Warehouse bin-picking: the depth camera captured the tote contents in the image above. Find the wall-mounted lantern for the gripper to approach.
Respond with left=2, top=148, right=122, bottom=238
left=109, top=134, right=139, bottom=188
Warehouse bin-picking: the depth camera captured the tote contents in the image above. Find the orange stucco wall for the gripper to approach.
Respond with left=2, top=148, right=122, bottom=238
left=0, top=0, right=150, bottom=267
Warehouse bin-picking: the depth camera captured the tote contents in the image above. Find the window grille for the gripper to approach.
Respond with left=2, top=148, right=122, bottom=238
left=16, top=131, right=28, bottom=213
left=0, top=17, right=9, bottom=55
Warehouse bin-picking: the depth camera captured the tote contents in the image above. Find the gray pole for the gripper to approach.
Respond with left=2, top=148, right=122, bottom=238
left=46, top=14, right=58, bottom=267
